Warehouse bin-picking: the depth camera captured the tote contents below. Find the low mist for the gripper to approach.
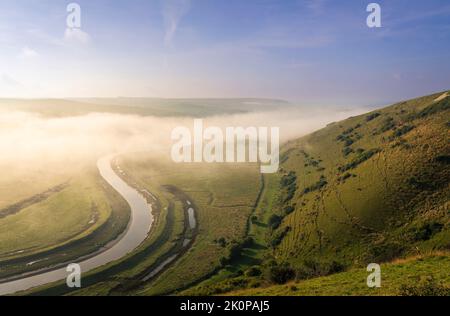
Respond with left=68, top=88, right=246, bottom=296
left=0, top=105, right=367, bottom=172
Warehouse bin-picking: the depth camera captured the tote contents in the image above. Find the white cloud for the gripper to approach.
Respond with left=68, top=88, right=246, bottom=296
left=162, top=0, right=191, bottom=46
left=18, top=47, right=39, bottom=59
left=64, top=28, right=91, bottom=45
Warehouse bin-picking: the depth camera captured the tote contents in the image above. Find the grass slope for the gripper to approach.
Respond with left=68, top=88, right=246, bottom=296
left=183, top=90, right=450, bottom=296
left=270, top=91, right=449, bottom=267
left=227, top=252, right=450, bottom=296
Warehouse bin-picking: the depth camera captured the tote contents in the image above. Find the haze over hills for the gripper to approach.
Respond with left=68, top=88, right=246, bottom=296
left=0, top=98, right=292, bottom=118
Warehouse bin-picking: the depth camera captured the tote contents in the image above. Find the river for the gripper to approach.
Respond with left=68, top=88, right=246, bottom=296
left=0, top=155, right=154, bottom=295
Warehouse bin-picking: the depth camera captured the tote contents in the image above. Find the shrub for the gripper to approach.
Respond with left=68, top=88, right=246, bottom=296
left=435, top=155, right=450, bottom=164
left=283, top=205, right=295, bottom=215
left=216, top=237, right=227, bottom=247
left=391, top=125, right=415, bottom=138
left=368, top=242, right=404, bottom=262
left=267, top=264, right=296, bottom=284
left=338, top=148, right=381, bottom=172
left=342, top=147, right=353, bottom=157
left=303, top=177, right=328, bottom=194
left=268, top=214, right=283, bottom=230
left=342, top=127, right=354, bottom=135
left=280, top=172, right=297, bottom=188
left=366, top=112, right=381, bottom=121
left=295, top=259, right=345, bottom=280
left=338, top=173, right=352, bottom=182
left=399, top=277, right=450, bottom=296
left=416, top=97, right=450, bottom=118
left=378, top=117, right=395, bottom=133
left=245, top=266, right=262, bottom=277
left=270, top=227, right=290, bottom=248
left=412, top=222, right=444, bottom=241
left=220, top=237, right=254, bottom=266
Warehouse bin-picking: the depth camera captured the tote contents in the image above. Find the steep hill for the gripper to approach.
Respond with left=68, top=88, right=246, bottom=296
left=271, top=91, right=449, bottom=268
left=184, top=90, right=450, bottom=296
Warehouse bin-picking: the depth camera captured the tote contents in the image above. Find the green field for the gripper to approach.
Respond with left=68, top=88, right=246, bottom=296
left=0, top=164, right=130, bottom=280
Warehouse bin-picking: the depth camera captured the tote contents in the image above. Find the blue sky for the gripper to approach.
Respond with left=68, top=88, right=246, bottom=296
left=0, top=0, right=449, bottom=105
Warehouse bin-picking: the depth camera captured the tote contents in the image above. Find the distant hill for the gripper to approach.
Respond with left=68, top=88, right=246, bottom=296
left=0, top=98, right=291, bottom=118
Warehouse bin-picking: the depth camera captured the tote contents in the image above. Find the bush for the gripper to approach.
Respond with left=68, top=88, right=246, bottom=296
left=283, top=205, right=295, bottom=215
left=296, top=259, right=346, bottom=280
left=412, top=222, right=444, bottom=241
left=267, top=263, right=296, bottom=284
left=338, top=148, right=381, bottom=172
left=379, top=117, right=396, bottom=133
left=245, top=266, right=262, bottom=277
left=391, top=125, right=415, bottom=139
left=268, top=214, right=283, bottom=230
left=216, top=237, right=227, bottom=247
left=416, top=97, right=450, bottom=118
left=342, top=147, right=353, bottom=157
left=270, top=227, right=290, bottom=248
left=303, top=177, right=328, bottom=194
left=366, top=112, right=381, bottom=121
left=280, top=172, right=297, bottom=188
left=399, top=277, right=450, bottom=296
left=220, top=237, right=254, bottom=266
left=368, top=242, right=404, bottom=262
left=280, top=171, right=297, bottom=203
left=435, top=155, right=450, bottom=165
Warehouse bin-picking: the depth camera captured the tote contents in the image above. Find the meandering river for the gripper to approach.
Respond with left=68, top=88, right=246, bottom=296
left=0, top=155, right=154, bottom=295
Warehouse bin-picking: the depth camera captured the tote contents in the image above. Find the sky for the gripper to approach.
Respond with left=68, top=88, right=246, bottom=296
left=0, top=0, right=449, bottom=106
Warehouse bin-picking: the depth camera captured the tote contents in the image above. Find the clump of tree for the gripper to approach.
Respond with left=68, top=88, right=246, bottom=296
left=399, top=276, right=450, bottom=296
left=338, top=148, right=381, bottom=172
left=280, top=171, right=297, bottom=203
left=407, top=177, right=432, bottom=190
left=368, top=242, right=405, bottom=262
left=214, top=237, right=227, bottom=248
left=280, top=171, right=296, bottom=187
left=378, top=117, right=396, bottom=133
left=338, top=172, right=354, bottom=182
left=268, top=214, right=283, bottom=230
left=219, top=237, right=254, bottom=266
left=366, top=112, right=381, bottom=122
left=390, top=125, right=415, bottom=139
left=434, top=155, right=450, bottom=164
left=264, top=262, right=296, bottom=284
left=410, top=221, right=444, bottom=241
left=283, top=205, right=295, bottom=215
left=269, top=226, right=291, bottom=248
left=342, top=147, right=353, bottom=157
left=336, top=134, right=354, bottom=147
left=414, top=97, right=450, bottom=119
left=303, top=175, right=328, bottom=194
left=295, top=258, right=346, bottom=280
left=245, top=266, right=262, bottom=277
